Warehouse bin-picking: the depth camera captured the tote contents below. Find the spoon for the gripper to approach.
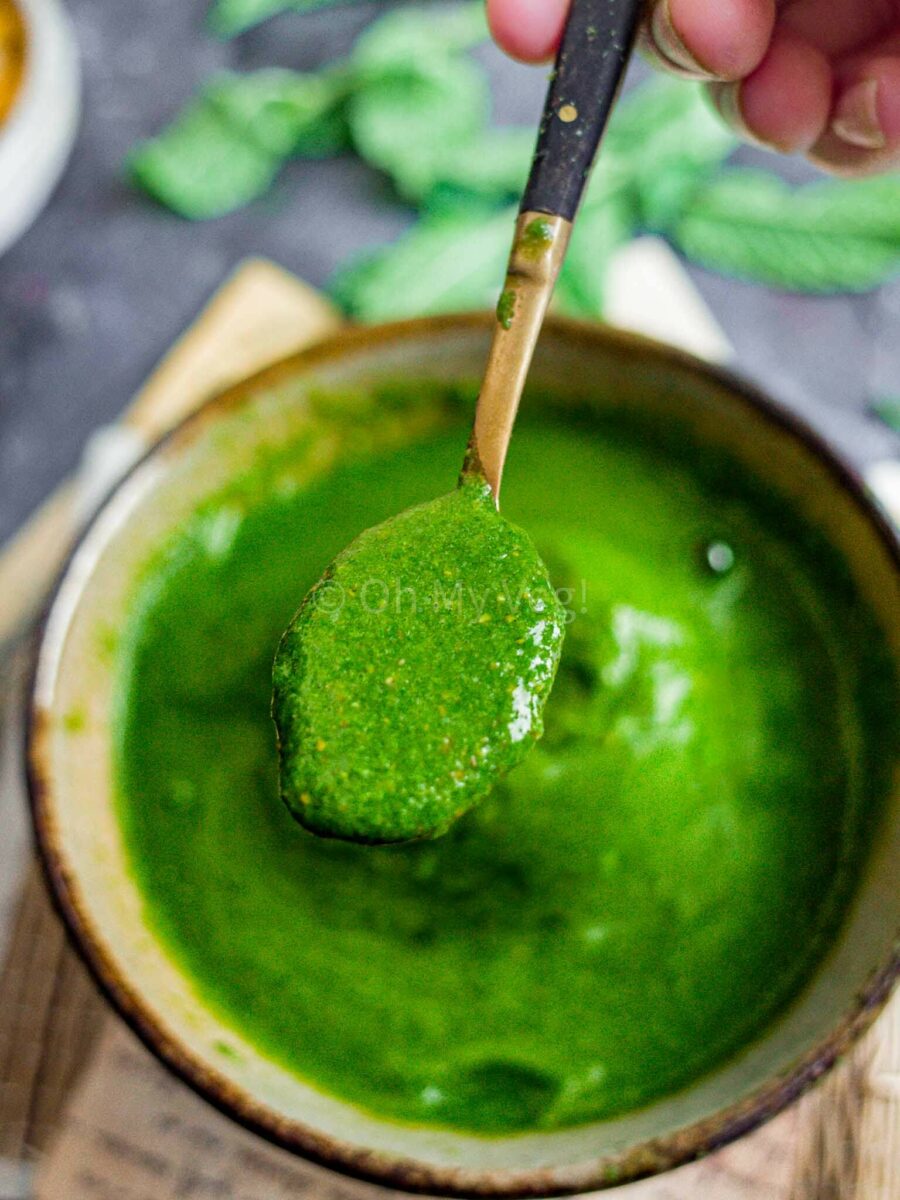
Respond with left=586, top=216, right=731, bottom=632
left=464, top=0, right=644, bottom=501
left=273, top=0, right=643, bottom=845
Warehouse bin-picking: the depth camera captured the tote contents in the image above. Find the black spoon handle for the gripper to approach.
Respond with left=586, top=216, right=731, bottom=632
left=521, top=0, right=644, bottom=221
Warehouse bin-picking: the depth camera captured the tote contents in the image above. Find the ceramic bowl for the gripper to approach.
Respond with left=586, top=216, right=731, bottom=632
left=0, top=0, right=80, bottom=256
left=28, top=316, right=900, bottom=1195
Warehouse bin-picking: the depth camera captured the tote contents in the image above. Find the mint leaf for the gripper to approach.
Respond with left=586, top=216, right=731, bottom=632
left=347, top=6, right=491, bottom=200
left=129, top=102, right=281, bottom=219
left=291, top=104, right=351, bottom=158
left=208, top=0, right=349, bottom=39
left=874, top=397, right=900, bottom=434
left=350, top=2, right=488, bottom=71
left=131, top=3, right=491, bottom=219
left=789, top=174, right=900, bottom=238
left=421, top=126, right=534, bottom=206
left=602, top=79, right=737, bottom=231
left=209, top=0, right=487, bottom=42
left=204, top=68, right=349, bottom=156
left=348, top=55, right=490, bottom=201
left=130, top=69, right=348, bottom=218
left=605, top=78, right=726, bottom=159
left=556, top=188, right=634, bottom=318
left=674, top=170, right=900, bottom=292
left=331, top=206, right=514, bottom=319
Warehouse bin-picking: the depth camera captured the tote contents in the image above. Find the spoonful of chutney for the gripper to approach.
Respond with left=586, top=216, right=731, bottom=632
left=273, top=0, right=642, bottom=843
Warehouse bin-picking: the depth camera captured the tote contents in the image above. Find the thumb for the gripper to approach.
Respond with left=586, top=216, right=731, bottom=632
left=813, top=53, right=900, bottom=175
left=486, top=0, right=569, bottom=64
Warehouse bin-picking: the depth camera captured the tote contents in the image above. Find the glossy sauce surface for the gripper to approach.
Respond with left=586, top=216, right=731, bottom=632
left=114, top=386, right=893, bottom=1135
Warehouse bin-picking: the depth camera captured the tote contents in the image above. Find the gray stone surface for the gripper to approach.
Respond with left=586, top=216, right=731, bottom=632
left=1, top=0, right=899, bottom=546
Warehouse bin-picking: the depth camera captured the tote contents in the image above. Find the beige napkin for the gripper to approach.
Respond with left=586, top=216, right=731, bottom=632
left=36, top=1020, right=801, bottom=1200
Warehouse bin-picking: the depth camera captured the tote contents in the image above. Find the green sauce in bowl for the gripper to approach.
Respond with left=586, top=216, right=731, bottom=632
left=113, top=384, right=893, bottom=1136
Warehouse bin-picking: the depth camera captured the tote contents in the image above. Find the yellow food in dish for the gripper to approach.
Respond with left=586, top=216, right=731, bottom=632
left=0, top=0, right=25, bottom=127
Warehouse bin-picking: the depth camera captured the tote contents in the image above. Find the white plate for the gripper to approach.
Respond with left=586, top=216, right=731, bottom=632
left=0, top=0, right=80, bottom=256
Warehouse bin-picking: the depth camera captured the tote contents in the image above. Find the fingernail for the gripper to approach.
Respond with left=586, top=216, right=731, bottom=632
left=709, top=79, right=792, bottom=151
left=650, top=0, right=709, bottom=77
left=832, top=79, right=886, bottom=150
left=709, top=81, right=753, bottom=140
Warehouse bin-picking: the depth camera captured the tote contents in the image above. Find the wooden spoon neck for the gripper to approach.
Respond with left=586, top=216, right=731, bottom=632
left=465, top=212, right=572, bottom=506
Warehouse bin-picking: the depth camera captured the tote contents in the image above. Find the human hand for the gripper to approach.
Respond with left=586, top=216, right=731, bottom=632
left=486, top=0, right=900, bottom=176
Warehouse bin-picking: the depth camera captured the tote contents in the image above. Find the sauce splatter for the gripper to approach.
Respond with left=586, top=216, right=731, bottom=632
left=519, top=217, right=555, bottom=259
left=496, top=287, right=516, bottom=329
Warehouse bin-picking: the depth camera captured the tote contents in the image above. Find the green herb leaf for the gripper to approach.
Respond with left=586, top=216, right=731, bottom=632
left=130, top=69, right=347, bottom=218
left=131, top=3, right=491, bottom=219
left=600, top=78, right=737, bottom=231
left=204, top=68, right=350, bottom=156
left=605, top=78, right=731, bottom=163
left=674, top=169, right=900, bottom=292
left=330, top=206, right=514, bottom=320
left=556, top=188, right=635, bottom=318
left=129, top=101, right=281, bottom=219
left=208, top=0, right=348, bottom=40
left=874, top=397, right=900, bottom=434
left=350, top=2, right=488, bottom=71
left=787, top=173, right=900, bottom=239
left=345, top=3, right=491, bottom=201
left=348, top=55, right=490, bottom=201
left=421, top=126, right=535, bottom=207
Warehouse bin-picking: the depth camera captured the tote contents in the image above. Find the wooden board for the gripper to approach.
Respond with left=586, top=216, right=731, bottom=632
left=0, top=863, right=895, bottom=1199
left=0, top=258, right=338, bottom=652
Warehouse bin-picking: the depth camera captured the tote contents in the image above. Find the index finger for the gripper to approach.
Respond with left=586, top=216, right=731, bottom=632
left=486, top=0, right=569, bottom=63
left=487, top=0, right=775, bottom=79
left=645, top=0, right=775, bottom=80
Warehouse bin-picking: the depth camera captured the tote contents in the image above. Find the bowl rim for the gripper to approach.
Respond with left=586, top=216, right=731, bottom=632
left=0, top=0, right=81, bottom=257
left=26, top=312, right=900, bottom=1197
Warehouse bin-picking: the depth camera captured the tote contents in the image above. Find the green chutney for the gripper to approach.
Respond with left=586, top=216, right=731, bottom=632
left=273, top=476, right=565, bottom=843
left=114, top=383, right=893, bottom=1136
